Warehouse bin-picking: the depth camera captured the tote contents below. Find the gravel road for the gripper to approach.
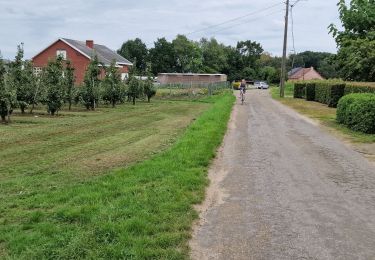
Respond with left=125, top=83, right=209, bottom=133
left=190, top=90, right=375, bottom=260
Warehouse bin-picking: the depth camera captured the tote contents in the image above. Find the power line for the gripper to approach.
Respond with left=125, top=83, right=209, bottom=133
left=185, top=1, right=284, bottom=36
left=145, top=1, right=284, bottom=47
left=208, top=9, right=284, bottom=35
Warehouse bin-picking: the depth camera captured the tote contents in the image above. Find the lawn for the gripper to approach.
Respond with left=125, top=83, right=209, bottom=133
left=270, top=86, right=375, bottom=143
left=0, top=92, right=235, bottom=259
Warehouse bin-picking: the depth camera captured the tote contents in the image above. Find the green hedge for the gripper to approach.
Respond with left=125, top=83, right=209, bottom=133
left=344, top=84, right=375, bottom=95
left=293, top=83, right=306, bottom=98
left=305, top=83, right=316, bottom=101
left=314, top=82, right=345, bottom=107
left=337, top=93, right=375, bottom=134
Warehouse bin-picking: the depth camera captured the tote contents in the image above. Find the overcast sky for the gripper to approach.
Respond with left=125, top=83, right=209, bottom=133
left=0, top=0, right=342, bottom=60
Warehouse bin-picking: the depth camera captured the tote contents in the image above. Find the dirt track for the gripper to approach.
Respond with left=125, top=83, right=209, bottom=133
left=190, top=90, right=375, bottom=260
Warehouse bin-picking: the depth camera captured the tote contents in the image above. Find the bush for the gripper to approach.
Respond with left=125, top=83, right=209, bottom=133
left=315, top=82, right=345, bottom=107
left=305, top=83, right=316, bottom=101
left=293, top=83, right=306, bottom=98
left=337, top=93, right=375, bottom=134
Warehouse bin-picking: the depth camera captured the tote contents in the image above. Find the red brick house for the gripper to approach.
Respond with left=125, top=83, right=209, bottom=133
left=32, top=38, right=132, bottom=84
left=288, top=67, right=324, bottom=81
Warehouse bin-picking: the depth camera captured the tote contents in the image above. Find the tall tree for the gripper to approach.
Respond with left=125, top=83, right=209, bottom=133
left=200, top=38, right=228, bottom=73
left=118, top=38, right=148, bottom=74
left=149, top=38, right=176, bottom=75
left=80, top=55, right=101, bottom=110
left=172, top=35, right=203, bottom=73
left=329, top=0, right=375, bottom=81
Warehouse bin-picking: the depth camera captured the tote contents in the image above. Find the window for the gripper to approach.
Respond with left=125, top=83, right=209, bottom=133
left=121, top=73, right=129, bottom=80
left=33, top=67, right=42, bottom=75
left=56, top=50, right=67, bottom=60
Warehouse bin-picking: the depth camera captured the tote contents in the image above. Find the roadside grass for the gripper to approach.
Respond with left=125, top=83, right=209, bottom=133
left=270, top=86, right=375, bottom=143
left=0, top=91, right=235, bottom=259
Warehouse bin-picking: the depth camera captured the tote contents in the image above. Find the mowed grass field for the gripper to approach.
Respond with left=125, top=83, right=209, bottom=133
left=271, top=85, right=375, bottom=143
left=0, top=92, right=235, bottom=259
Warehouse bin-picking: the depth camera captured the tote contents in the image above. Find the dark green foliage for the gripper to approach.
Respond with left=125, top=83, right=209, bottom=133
left=173, top=35, right=203, bottom=73
left=337, top=93, right=375, bottom=134
left=305, top=83, right=316, bottom=101
left=102, top=61, right=124, bottom=107
left=329, top=0, right=375, bottom=81
left=293, top=83, right=306, bottom=98
left=149, top=38, right=176, bottom=75
left=314, top=82, right=345, bottom=107
left=117, top=38, right=148, bottom=73
left=80, top=56, right=101, bottom=110
left=42, top=56, right=65, bottom=115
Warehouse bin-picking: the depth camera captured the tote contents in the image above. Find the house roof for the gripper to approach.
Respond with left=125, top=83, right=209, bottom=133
left=33, top=38, right=132, bottom=66
left=288, top=67, right=316, bottom=79
left=61, top=38, right=132, bottom=66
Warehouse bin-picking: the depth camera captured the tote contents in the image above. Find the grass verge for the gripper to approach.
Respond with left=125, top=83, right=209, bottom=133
left=0, top=91, right=235, bottom=259
left=270, top=86, right=375, bottom=143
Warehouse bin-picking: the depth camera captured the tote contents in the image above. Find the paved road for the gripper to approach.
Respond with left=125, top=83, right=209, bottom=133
left=190, top=90, right=375, bottom=260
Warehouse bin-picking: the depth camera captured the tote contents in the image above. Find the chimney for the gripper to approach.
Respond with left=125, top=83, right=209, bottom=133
left=86, top=40, right=94, bottom=49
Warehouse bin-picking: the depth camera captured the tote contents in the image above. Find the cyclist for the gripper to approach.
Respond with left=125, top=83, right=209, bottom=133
left=239, top=79, right=246, bottom=104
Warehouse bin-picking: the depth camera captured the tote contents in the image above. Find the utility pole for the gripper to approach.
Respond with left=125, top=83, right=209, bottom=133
left=280, top=0, right=290, bottom=98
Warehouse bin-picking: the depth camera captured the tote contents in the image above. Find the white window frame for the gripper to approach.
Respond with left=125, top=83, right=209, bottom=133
left=56, top=49, right=67, bottom=60
left=33, top=67, right=42, bottom=75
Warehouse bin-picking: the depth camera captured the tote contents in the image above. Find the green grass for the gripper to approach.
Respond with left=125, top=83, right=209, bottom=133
left=270, top=86, right=375, bottom=143
left=0, top=91, right=235, bottom=259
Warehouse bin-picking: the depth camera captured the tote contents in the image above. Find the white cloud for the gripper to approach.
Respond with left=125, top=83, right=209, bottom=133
left=0, top=0, right=341, bottom=59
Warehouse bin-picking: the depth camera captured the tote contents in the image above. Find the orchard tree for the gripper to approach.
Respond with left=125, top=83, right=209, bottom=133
left=0, top=56, right=16, bottom=123
left=329, top=0, right=375, bottom=81
left=102, top=61, right=123, bottom=107
left=127, top=76, right=143, bottom=105
left=8, top=44, right=31, bottom=113
left=42, top=56, right=65, bottom=115
left=143, top=63, right=156, bottom=102
left=64, top=60, right=75, bottom=110
left=80, top=55, right=101, bottom=110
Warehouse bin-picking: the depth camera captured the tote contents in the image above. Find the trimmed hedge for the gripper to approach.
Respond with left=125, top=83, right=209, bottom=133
left=305, top=83, right=316, bottom=101
left=293, top=83, right=306, bottom=98
left=314, top=82, right=346, bottom=107
left=344, top=84, right=375, bottom=95
left=337, top=93, right=375, bottom=134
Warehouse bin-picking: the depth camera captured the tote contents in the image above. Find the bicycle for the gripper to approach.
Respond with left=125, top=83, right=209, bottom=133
left=240, top=88, right=245, bottom=105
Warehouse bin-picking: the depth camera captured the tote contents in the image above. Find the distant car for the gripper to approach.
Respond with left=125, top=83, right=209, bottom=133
left=255, top=81, right=269, bottom=89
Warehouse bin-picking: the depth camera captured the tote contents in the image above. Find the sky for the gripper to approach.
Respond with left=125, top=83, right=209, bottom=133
left=0, top=0, right=342, bottom=60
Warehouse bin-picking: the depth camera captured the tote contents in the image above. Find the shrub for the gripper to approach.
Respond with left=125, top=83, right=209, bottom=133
left=305, top=83, right=316, bottom=101
left=337, top=93, right=375, bottom=134
left=315, top=82, right=345, bottom=107
left=293, top=83, right=306, bottom=98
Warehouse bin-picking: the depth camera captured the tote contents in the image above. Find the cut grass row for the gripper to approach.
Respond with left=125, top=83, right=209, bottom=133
left=0, top=91, right=235, bottom=259
left=271, top=85, right=375, bottom=143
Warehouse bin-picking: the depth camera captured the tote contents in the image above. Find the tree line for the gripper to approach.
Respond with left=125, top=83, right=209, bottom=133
left=117, top=35, right=339, bottom=83
left=0, top=45, right=155, bottom=123
left=118, top=0, right=374, bottom=83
